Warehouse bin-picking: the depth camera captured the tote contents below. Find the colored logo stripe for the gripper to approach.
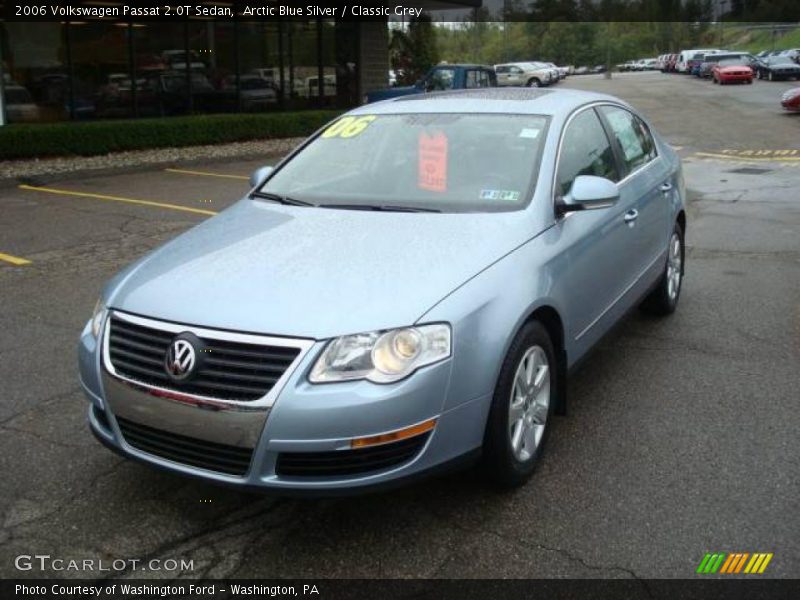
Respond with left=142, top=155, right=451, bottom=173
left=697, top=552, right=773, bottom=574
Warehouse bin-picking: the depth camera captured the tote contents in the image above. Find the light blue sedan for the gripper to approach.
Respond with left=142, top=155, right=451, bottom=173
left=79, top=88, right=686, bottom=493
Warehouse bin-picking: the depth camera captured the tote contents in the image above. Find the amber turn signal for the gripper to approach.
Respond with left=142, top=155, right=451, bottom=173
left=350, top=418, right=437, bottom=449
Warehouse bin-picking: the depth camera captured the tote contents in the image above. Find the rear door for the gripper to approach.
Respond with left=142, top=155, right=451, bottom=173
left=598, top=105, right=670, bottom=281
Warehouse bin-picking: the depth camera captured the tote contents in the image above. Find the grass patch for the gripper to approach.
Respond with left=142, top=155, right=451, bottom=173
left=0, top=110, right=342, bottom=160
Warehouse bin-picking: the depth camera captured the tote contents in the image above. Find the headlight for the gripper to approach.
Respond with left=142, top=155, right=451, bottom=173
left=90, top=299, right=106, bottom=338
left=309, top=324, right=451, bottom=384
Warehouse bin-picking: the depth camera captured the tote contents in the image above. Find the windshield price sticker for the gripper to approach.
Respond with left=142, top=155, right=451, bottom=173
left=418, top=131, right=448, bottom=193
left=322, top=116, right=377, bottom=139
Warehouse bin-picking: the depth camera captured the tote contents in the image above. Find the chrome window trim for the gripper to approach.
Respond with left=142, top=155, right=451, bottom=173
left=102, top=310, right=315, bottom=409
left=551, top=101, right=660, bottom=218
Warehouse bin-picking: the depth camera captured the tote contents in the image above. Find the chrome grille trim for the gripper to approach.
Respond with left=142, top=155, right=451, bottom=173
left=102, top=310, right=315, bottom=409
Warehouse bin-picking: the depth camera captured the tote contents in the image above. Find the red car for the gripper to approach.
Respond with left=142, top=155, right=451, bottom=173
left=711, top=59, right=753, bottom=85
left=782, top=88, right=800, bottom=112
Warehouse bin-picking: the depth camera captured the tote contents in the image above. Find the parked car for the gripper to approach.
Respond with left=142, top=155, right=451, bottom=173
left=617, top=61, right=637, bottom=72
left=495, top=62, right=553, bottom=87
left=711, top=59, right=754, bottom=85
left=222, top=75, right=278, bottom=110
left=80, top=88, right=686, bottom=494
left=676, top=49, right=721, bottom=73
left=639, top=58, right=659, bottom=71
left=543, top=62, right=568, bottom=79
left=3, top=84, right=40, bottom=122
left=754, top=55, right=800, bottom=81
left=365, top=64, right=496, bottom=103
left=781, top=87, right=800, bottom=111
left=698, top=53, right=756, bottom=79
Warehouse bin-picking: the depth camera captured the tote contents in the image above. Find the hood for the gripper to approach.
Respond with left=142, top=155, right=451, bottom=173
left=106, top=199, right=538, bottom=339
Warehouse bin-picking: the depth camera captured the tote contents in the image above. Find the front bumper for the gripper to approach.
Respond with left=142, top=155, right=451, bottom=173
left=79, top=312, right=488, bottom=494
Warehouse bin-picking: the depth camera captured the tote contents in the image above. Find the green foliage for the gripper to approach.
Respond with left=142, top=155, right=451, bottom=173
left=435, top=21, right=722, bottom=68
left=0, top=111, right=341, bottom=160
left=390, top=15, right=441, bottom=84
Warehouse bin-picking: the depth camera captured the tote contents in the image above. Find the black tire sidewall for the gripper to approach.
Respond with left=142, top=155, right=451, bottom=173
left=483, top=321, right=557, bottom=486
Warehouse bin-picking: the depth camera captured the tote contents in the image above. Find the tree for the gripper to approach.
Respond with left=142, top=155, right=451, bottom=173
left=390, top=15, right=440, bottom=85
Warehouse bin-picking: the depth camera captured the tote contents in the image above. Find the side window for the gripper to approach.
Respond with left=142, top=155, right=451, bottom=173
left=465, top=70, right=479, bottom=88
left=496, top=66, right=508, bottom=74
left=599, top=106, right=656, bottom=173
left=556, top=109, right=619, bottom=198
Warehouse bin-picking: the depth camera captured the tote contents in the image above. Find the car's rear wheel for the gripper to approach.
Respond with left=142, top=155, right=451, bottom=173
left=641, top=222, right=685, bottom=316
left=482, top=321, right=556, bottom=488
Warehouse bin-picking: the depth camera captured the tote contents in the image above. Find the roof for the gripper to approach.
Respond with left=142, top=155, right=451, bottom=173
left=352, top=87, right=624, bottom=117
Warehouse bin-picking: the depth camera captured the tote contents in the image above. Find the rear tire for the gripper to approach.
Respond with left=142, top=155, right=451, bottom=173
left=641, top=222, right=685, bottom=316
left=482, top=321, right=557, bottom=488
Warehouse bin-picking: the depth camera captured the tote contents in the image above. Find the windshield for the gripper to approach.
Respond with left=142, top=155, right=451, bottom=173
left=769, top=56, right=795, bottom=65
left=260, top=113, right=549, bottom=213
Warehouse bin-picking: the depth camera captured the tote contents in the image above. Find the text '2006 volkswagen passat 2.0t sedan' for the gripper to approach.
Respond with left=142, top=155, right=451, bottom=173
left=79, top=88, right=686, bottom=494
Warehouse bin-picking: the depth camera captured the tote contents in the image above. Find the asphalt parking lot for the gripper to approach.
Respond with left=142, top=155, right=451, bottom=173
left=1, top=71, right=798, bottom=579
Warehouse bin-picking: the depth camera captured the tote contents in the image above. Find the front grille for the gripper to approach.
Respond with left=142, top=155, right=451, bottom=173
left=117, top=417, right=253, bottom=476
left=276, top=432, right=431, bottom=478
left=107, top=315, right=301, bottom=401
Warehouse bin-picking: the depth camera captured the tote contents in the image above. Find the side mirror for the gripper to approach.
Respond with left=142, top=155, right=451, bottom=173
left=558, top=175, right=619, bottom=214
left=249, top=166, right=274, bottom=188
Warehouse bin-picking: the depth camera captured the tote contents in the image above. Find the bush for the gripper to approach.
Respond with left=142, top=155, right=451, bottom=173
left=0, top=110, right=342, bottom=160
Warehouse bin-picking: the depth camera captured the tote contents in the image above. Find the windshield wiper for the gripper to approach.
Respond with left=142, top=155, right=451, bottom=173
left=251, top=191, right=314, bottom=207
left=319, top=203, right=441, bottom=213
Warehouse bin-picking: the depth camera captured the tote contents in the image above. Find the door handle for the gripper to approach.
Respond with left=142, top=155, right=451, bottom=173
left=623, top=209, right=639, bottom=224
left=660, top=182, right=673, bottom=193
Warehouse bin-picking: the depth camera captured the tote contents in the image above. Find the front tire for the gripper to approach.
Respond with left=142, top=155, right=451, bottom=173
left=527, top=78, right=541, bottom=88
left=641, top=222, right=685, bottom=316
left=482, top=321, right=557, bottom=488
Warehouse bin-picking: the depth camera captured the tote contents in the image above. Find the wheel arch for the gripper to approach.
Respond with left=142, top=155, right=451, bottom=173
left=521, top=305, right=568, bottom=416
left=677, top=209, right=686, bottom=235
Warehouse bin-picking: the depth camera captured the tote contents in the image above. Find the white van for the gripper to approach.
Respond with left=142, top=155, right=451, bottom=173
left=676, top=49, right=721, bottom=73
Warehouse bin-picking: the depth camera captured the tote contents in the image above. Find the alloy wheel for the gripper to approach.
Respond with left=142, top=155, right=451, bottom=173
left=666, top=232, right=682, bottom=301
left=508, top=345, right=550, bottom=461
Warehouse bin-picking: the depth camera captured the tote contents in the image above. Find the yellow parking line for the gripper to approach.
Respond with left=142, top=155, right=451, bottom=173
left=0, top=252, right=32, bottom=266
left=18, top=184, right=218, bottom=217
left=165, top=168, right=249, bottom=180
left=694, top=152, right=800, bottom=162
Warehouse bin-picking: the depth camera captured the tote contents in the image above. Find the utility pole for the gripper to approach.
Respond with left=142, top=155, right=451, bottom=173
left=605, top=22, right=612, bottom=79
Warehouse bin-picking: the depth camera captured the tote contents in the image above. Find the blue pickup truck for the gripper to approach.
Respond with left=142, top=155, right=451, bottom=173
left=365, top=64, right=497, bottom=103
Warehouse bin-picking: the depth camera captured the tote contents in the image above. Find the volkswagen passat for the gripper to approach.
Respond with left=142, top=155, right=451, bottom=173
left=79, top=88, right=686, bottom=493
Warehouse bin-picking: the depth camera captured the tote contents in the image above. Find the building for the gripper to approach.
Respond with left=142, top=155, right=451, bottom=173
left=0, top=2, right=479, bottom=125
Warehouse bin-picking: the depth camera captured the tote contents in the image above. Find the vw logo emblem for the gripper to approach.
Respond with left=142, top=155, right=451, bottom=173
left=165, top=337, right=197, bottom=380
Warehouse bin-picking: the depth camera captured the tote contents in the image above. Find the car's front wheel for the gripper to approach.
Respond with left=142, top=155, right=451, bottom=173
left=642, top=221, right=685, bottom=315
left=527, top=78, right=541, bottom=87
left=483, top=321, right=556, bottom=487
